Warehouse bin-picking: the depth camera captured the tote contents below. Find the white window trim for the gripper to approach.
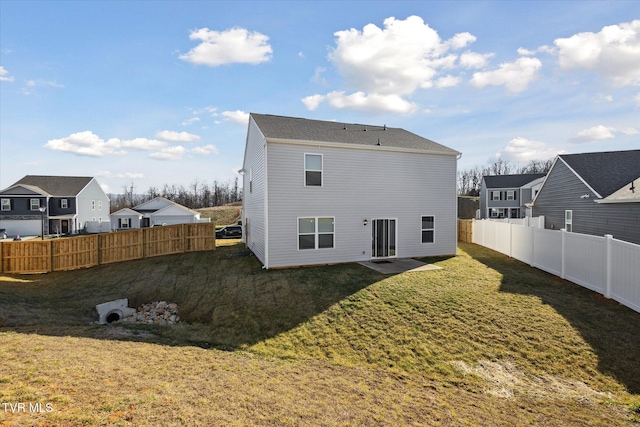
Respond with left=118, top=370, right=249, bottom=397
left=99, top=200, right=102, bottom=210
left=491, top=191, right=501, bottom=201
left=565, top=210, right=572, bottom=232
left=91, top=200, right=95, bottom=210
left=121, top=218, right=130, bottom=229
left=304, top=153, right=323, bottom=187
left=506, top=190, right=515, bottom=201
left=421, top=215, right=435, bottom=244
left=1, top=199, right=10, bottom=211
left=61, top=199, right=68, bottom=209
left=297, top=216, right=335, bottom=250
left=30, top=199, right=40, bottom=210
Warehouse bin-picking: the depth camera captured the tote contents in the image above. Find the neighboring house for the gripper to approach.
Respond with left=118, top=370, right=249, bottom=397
left=530, top=149, right=640, bottom=245
left=0, top=175, right=109, bottom=237
left=241, top=113, right=461, bottom=269
left=480, top=174, right=545, bottom=219
left=110, top=197, right=209, bottom=230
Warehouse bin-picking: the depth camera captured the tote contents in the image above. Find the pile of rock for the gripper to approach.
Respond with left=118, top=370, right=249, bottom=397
left=121, top=301, right=180, bottom=325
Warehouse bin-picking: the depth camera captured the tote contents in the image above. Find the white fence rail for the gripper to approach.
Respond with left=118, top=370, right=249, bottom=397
left=472, top=219, right=640, bottom=314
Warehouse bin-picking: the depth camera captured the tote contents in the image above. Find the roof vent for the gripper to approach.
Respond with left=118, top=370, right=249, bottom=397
left=383, top=124, right=387, bottom=130
left=343, top=124, right=347, bottom=130
left=377, top=138, right=381, bottom=146
left=363, top=127, right=367, bottom=131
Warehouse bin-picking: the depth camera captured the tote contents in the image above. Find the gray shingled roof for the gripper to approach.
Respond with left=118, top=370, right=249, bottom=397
left=559, top=150, right=640, bottom=198
left=13, top=175, right=93, bottom=196
left=483, top=174, right=546, bottom=189
left=251, top=113, right=460, bottom=155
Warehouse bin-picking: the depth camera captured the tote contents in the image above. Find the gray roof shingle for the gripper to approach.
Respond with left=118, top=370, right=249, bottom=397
left=13, top=175, right=94, bottom=196
left=483, top=174, right=546, bottom=189
left=559, top=150, right=640, bottom=198
left=251, top=113, right=460, bottom=155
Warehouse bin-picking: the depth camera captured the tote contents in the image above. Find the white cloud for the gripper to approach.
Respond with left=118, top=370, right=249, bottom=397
left=302, top=94, right=326, bottom=110
left=311, top=66, right=327, bottom=85
left=459, top=51, right=494, bottom=69
left=570, top=125, right=616, bottom=143
left=180, top=117, right=201, bottom=126
left=156, top=130, right=200, bottom=143
left=44, top=131, right=122, bottom=157
left=221, top=110, right=249, bottom=125
left=179, top=27, right=273, bottom=67
left=190, top=144, right=219, bottom=155
left=635, top=93, right=640, bottom=106
left=470, top=57, right=542, bottom=93
left=115, top=138, right=166, bottom=150
left=44, top=131, right=170, bottom=157
left=96, top=171, right=145, bottom=179
left=329, top=15, right=477, bottom=96
left=497, top=137, right=566, bottom=163
left=0, top=66, right=14, bottom=82
left=554, top=20, right=640, bottom=86
left=149, top=146, right=186, bottom=161
left=22, top=79, right=64, bottom=95
left=326, top=91, right=418, bottom=114
left=620, top=127, right=639, bottom=135
left=435, top=75, right=460, bottom=88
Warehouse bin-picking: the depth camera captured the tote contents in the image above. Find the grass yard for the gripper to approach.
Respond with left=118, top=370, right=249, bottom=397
left=0, top=242, right=638, bottom=426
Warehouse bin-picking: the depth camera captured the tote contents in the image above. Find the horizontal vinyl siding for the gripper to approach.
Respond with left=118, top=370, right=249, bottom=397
left=533, top=160, right=640, bottom=245
left=266, top=142, right=457, bottom=268
left=243, top=119, right=267, bottom=264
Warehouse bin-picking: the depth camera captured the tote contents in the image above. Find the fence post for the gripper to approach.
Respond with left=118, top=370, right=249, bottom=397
left=560, top=228, right=566, bottom=279
left=605, top=234, right=613, bottom=299
left=530, top=227, right=536, bottom=268
left=508, top=222, right=513, bottom=257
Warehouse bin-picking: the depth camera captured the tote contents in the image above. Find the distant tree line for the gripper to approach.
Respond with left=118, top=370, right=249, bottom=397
left=457, top=158, right=553, bottom=196
left=110, top=178, right=242, bottom=212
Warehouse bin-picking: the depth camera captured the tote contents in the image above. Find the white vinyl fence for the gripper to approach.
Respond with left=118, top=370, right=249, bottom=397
left=472, top=219, right=640, bottom=314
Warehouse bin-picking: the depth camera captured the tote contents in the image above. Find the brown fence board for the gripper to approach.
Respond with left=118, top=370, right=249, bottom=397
left=0, top=222, right=216, bottom=274
left=99, top=229, right=143, bottom=264
left=185, top=223, right=216, bottom=252
left=1, top=241, right=51, bottom=273
left=144, top=225, right=185, bottom=257
left=52, top=235, right=99, bottom=271
left=458, top=219, right=473, bottom=243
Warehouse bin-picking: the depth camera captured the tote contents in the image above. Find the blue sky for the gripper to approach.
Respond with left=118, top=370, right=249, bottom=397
left=1, top=1, right=638, bottom=194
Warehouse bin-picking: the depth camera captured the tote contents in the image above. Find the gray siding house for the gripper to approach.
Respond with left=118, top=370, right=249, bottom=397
left=110, top=197, right=209, bottom=230
left=480, top=174, right=545, bottom=219
left=530, top=150, right=640, bottom=245
left=0, top=175, right=109, bottom=237
left=241, top=113, right=461, bottom=269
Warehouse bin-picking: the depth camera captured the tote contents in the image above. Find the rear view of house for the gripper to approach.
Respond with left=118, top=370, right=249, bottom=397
left=241, top=113, right=460, bottom=269
left=480, top=174, right=545, bottom=219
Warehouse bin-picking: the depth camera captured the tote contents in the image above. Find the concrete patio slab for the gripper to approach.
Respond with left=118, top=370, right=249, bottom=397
left=358, top=258, right=442, bottom=274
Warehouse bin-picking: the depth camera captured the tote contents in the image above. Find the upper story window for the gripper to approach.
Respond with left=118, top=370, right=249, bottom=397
left=491, top=191, right=501, bottom=201
left=506, top=190, right=515, bottom=201
left=1, top=199, right=10, bottom=211
left=99, top=200, right=103, bottom=210
left=91, top=200, right=95, bottom=210
left=30, top=199, right=40, bottom=210
left=304, top=154, right=323, bottom=187
left=61, top=199, right=68, bottom=209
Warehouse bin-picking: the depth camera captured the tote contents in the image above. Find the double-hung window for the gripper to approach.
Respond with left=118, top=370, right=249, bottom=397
left=506, top=191, right=515, bottom=201
left=61, top=199, right=68, bottom=209
left=421, top=216, right=435, bottom=243
left=298, top=217, right=334, bottom=250
left=1, top=199, right=10, bottom=211
left=565, top=210, right=572, bottom=232
left=30, top=199, right=40, bottom=210
left=304, top=154, right=322, bottom=187
left=491, top=191, right=501, bottom=201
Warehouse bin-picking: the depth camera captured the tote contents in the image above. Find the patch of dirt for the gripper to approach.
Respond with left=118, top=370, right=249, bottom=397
left=453, top=360, right=610, bottom=401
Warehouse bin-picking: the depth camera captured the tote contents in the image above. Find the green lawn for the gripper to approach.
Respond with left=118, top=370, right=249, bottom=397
left=0, top=242, right=638, bottom=426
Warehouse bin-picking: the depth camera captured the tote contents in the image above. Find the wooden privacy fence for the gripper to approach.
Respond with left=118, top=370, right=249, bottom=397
left=458, top=219, right=473, bottom=243
left=0, top=223, right=216, bottom=274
